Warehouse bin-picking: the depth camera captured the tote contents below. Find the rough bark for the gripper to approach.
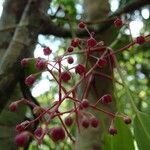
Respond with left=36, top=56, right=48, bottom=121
left=0, top=0, right=50, bottom=112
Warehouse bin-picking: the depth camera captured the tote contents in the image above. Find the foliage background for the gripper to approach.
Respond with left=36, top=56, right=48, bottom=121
left=0, top=0, right=150, bottom=150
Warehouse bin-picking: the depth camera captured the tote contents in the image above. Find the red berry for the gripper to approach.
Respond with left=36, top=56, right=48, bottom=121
left=15, top=132, right=30, bottom=147
left=43, top=47, right=52, bottom=55
left=9, top=102, right=17, bottom=112
left=67, top=56, right=74, bottom=64
left=78, top=22, right=86, bottom=29
left=75, top=64, right=86, bottom=75
left=81, top=118, right=89, bottom=128
left=90, top=117, right=99, bottom=128
left=71, top=39, right=80, bottom=47
left=101, top=94, right=112, bottom=104
left=21, top=58, right=28, bottom=67
left=49, top=127, right=65, bottom=142
left=109, top=127, right=117, bottom=135
left=16, top=124, right=25, bottom=133
left=67, top=46, right=74, bottom=53
left=34, top=127, right=43, bottom=138
left=114, top=18, right=123, bottom=28
left=87, top=37, right=97, bottom=48
left=16, top=121, right=29, bottom=133
left=123, top=116, right=132, bottom=124
left=135, top=36, right=145, bottom=45
left=64, top=116, right=73, bottom=126
left=35, top=59, right=47, bottom=70
left=81, top=99, right=89, bottom=108
left=25, top=74, right=36, bottom=86
left=61, top=71, right=71, bottom=82
left=97, top=58, right=107, bottom=68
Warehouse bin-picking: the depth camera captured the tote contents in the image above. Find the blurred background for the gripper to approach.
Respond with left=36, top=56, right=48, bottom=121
left=0, top=0, right=150, bottom=150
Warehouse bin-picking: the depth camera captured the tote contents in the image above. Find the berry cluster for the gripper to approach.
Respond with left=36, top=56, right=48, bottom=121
left=9, top=19, right=149, bottom=147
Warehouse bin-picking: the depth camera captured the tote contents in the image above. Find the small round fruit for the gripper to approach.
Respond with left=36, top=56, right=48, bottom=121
left=15, top=132, right=30, bottom=147
left=81, top=118, right=89, bottom=128
left=78, top=22, right=86, bottom=29
left=87, top=37, right=97, bottom=47
left=75, top=64, right=86, bottom=76
left=109, top=127, right=117, bottom=135
left=81, top=99, right=89, bottom=108
left=97, top=58, right=107, bottom=68
left=123, top=116, right=132, bottom=124
left=25, top=74, right=36, bottom=86
left=49, top=127, right=65, bottom=142
left=64, top=116, right=73, bottom=126
left=135, top=36, right=145, bottom=45
left=9, top=102, right=18, bottom=112
left=114, top=18, right=123, bottom=28
left=101, top=94, right=112, bottom=104
left=67, top=56, right=74, bottom=64
left=34, top=127, right=43, bottom=138
left=21, top=58, right=28, bottom=67
left=61, top=71, right=71, bottom=82
left=67, top=46, right=74, bottom=52
left=35, top=59, right=47, bottom=70
left=43, top=47, right=52, bottom=55
left=90, top=117, right=99, bottom=128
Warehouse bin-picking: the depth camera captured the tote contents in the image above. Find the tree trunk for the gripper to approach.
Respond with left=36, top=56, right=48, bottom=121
left=0, top=0, right=50, bottom=149
left=75, top=1, right=116, bottom=150
left=0, top=0, right=50, bottom=111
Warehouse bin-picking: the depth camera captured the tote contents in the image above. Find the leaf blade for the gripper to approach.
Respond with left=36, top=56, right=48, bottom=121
left=133, top=112, right=150, bottom=150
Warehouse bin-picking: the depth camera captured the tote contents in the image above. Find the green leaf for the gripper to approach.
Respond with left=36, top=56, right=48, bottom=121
left=0, top=103, right=26, bottom=150
left=103, top=118, right=134, bottom=150
left=133, top=112, right=150, bottom=150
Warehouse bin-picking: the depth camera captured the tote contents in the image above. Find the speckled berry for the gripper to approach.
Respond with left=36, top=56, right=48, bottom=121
left=64, top=116, right=73, bottom=127
left=101, top=94, right=112, bottom=104
left=109, top=127, right=117, bottom=135
left=15, top=132, right=30, bottom=147
left=81, top=118, right=89, bottom=128
left=35, top=59, right=47, bottom=70
left=67, top=56, right=74, bottom=64
left=87, top=37, right=97, bottom=47
left=114, top=18, right=123, bottom=28
left=78, top=22, right=86, bottom=29
left=9, top=102, right=18, bottom=112
left=25, top=74, right=36, bottom=86
left=61, top=71, right=71, bottom=82
left=21, top=58, right=28, bottom=67
left=123, top=116, right=132, bottom=124
left=16, top=124, right=25, bottom=133
left=67, top=46, right=74, bottom=52
left=81, top=99, right=89, bottom=108
left=49, top=127, right=65, bottom=142
left=75, top=64, right=86, bottom=76
left=135, top=36, right=145, bottom=45
left=90, top=117, right=99, bottom=128
left=97, top=58, right=107, bottom=68
left=34, top=127, right=43, bottom=138
left=43, top=47, right=52, bottom=55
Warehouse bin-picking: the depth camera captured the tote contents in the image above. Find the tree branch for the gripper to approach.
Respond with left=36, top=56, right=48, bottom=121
left=40, top=0, right=150, bottom=37
left=0, top=0, right=51, bottom=112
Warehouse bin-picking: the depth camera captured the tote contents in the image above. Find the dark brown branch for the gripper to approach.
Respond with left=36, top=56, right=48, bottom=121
left=40, top=0, right=150, bottom=37
left=113, top=0, right=150, bottom=16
